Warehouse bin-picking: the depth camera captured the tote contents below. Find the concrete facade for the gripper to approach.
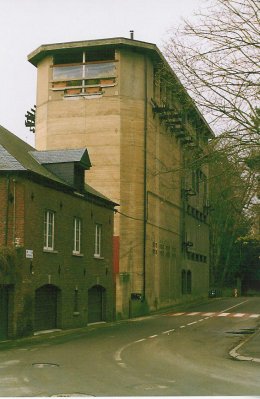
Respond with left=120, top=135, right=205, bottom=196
left=28, top=37, right=214, bottom=318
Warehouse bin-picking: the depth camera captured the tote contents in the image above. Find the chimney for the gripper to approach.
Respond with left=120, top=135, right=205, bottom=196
left=130, top=30, right=134, bottom=40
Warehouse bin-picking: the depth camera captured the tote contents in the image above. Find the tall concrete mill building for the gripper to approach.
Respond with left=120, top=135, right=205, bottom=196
left=28, top=36, right=214, bottom=318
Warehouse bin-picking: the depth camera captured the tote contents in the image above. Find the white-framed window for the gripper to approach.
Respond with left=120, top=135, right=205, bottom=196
left=44, top=210, right=55, bottom=250
left=73, top=217, right=82, bottom=254
left=94, top=223, right=102, bottom=257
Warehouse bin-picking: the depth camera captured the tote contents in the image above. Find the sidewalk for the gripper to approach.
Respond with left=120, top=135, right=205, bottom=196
left=229, top=326, right=260, bottom=363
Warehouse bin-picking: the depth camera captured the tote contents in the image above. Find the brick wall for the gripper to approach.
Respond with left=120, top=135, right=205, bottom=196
left=0, top=174, right=115, bottom=338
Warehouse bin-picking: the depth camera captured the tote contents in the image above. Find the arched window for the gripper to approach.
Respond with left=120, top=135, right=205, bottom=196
left=181, top=270, right=186, bottom=294
left=187, top=270, right=192, bottom=294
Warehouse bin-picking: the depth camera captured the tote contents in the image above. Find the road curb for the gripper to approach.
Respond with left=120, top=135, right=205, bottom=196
left=229, top=328, right=260, bottom=363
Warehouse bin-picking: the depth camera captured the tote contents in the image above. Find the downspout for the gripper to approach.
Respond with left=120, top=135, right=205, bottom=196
left=5, top=177, right=11, bottom=246
left=12, top=179, right=16, bottom=246
left=143, top=56, right=148, bottom=301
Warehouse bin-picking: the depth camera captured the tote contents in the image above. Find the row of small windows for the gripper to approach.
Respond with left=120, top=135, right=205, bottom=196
left=191, top=169, right=207, bottom=194
left=187, top=205, right=207, bottom=223
left=152, top=242, right=176, bottom=258
left=44, top=210, right=102, bottom=258
left=187, top=251, right=207, bottom=263
left=152, top=241, right=207, bottom=264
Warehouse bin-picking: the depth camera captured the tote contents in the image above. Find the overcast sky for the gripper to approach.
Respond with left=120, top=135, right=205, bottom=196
left=0, top=0, right=206, bottom=146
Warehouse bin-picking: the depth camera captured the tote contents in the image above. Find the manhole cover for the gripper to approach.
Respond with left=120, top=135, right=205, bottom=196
left=32, top=363, right=60, bottom=368
left=226, top=329, right=255, bottom=335
left=52, top=394, right=94, bottom=397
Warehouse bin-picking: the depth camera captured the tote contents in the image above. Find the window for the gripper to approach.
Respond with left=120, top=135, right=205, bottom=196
left=187, top=271, right=192, bottom=294
left=181, top=270, right=186, bottom=295
left=52, top=50, right=117, bottom=96
left=94, top=223, right=102, bottom=257
left=44, top=210, right=55, bottom=250
left=73, top=217, right=82, bottom=254
left=159, top=243, right=164, bottom=256
left=152, top=241, right=158, bottom=255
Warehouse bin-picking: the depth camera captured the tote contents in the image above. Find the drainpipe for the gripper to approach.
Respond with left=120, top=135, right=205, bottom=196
left=143, top=56, right=148, bottom=301
left=12, top=179, right=16, bottom=246
left=5, top=177, right=11, bottom=246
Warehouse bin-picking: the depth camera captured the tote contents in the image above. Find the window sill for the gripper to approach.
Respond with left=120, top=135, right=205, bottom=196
left=64, top=92, right=104, bottom=98
left=72, top=252, right=84, bottom=257
left=73, top=312, right=80, bottom=316
left=94, top=255, right=104, bottom=260
left=43, top=249, right=58, bottom=254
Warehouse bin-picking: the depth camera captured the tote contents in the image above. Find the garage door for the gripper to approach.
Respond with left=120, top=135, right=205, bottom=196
left=0, top=286, right=9, bottom=340
left=88, top=285, right=105, bottom=323
left=35, top=285, right=59, bottom=332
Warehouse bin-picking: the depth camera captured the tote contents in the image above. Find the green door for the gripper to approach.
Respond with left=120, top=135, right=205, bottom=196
left=88, top=285, right=105, bottom=323
left=35, top=285, right=58, bottom=331
left=0, top=286, right=9, bottom=340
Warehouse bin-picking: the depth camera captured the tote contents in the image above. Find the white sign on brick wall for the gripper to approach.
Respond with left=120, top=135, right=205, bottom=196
left=26, top=249, right=33, bottom=259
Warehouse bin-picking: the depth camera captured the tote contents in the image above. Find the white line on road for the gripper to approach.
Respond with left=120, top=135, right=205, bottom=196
left=162, top=329, right=175, bottom=334
left=233, top=313, right=246, bottom=317
left=221, top=299, right=249, bottom=313
left=187, top=312, right=200, bottom=316
left=171, top=312, right=185, bottom=316
left=148, top=335, right=158, bottom=339
left=187, top=321, right=198, bottom=326
left=218, top=313, right=230, bottom=317
left=249, top=314, right=260, bottom=318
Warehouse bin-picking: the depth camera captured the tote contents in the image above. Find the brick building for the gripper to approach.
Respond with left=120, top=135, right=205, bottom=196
left=28, top=36, right=214, bottom=318
left=0, top=125, right=116, bottom=340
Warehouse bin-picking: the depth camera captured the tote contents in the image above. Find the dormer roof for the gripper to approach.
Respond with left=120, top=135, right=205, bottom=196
left=0, top=125, right=115, bottom=206
left=30, top=148, right=91, bottom=169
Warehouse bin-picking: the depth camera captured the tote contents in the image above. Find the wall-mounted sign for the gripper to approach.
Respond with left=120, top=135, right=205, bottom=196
left=26, top=249, right=33, bottom=259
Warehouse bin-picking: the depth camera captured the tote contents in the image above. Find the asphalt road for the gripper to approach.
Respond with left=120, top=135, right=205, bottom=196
left=0, top=297, right=259, bottom=396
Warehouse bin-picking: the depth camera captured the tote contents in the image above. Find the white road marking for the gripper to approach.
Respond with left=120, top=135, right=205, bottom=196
left=114, top=298, right=253, bottom=369
left=187, top=321, right=198, bottom=326
left=171, top=312, right=185, bottom=316
left=162, top=329, right=175, bottom=334
left=221, top=299, right=249, bottom=312
left=187, top=312, right=200, bottom=316
left=218, top=313, right=230, bottom=317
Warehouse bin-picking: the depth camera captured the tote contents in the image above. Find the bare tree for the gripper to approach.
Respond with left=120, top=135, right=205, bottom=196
left=165, top=0, right=260, bottom=153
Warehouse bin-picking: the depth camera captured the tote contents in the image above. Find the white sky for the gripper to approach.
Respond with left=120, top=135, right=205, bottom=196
left=0, top=0, right=205, bottom=146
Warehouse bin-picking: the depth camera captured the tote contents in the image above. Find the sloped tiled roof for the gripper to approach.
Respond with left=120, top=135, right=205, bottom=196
left=0, top=125, right=67, bottom=184
left=0, top=125, right=115, bottom=205
left=0, top=145, right=26, bottom=171
left=30, top=148, right=91, bottom=169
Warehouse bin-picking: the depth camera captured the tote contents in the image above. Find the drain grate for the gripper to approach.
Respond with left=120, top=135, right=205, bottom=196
left=226, top=328, right=255, bottom=335
left=32, top=363, right=60, bottom=368
left=52, top=394, right=94, bottom=397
